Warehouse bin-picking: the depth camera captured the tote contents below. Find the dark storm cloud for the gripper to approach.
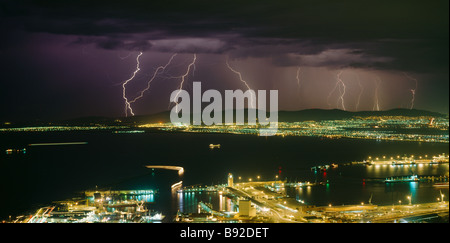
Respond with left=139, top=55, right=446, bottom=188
left=0, top=0, right=448, bottom=120
left=72, top=37, right=152, bottom=51
left=3, top=0, right=448, bottom=39
left=1, top=0, right=448, bottom=72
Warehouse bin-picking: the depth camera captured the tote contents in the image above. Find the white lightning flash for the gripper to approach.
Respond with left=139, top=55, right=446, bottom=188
left=327, top=70, right=346, bottom=110
left=296, top=67, right=301, bottom=90
left=226, top=58, right=255, bottom=109
left=173, top=54, right=197, bottom=112
left=373, top=77, right=381, bottom=111
left=127, top=53, right=178, bottom=113
left=403, top=72, right=418, bottom=110
left=336, top=71, right=346, bottom=111
left=296, top=67, right=302, bottom=105
left=122, top=52, right=143, bottom=117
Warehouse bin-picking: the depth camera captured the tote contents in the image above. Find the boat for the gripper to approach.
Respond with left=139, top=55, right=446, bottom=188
left=433, top=182, right=449, bottom=188
left=363, top=160, right=372, bottom=166
left=385, top=174, right=420, bottom=183
left=311, top=165, right=330, bottom=172
left=113, top=130, right=145, bottom=134
left=391, top=161, right=405, bottom=166
left=209, top=144, right=221, bottom=149
left=5, top=148, right=26, bottom=155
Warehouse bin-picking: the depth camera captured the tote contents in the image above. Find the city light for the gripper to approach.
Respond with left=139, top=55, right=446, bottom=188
left=138, top=116, right=448, bottom=143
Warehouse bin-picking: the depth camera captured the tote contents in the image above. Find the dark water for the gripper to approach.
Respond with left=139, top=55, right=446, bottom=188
left=0, top=130, right=448, bottom=220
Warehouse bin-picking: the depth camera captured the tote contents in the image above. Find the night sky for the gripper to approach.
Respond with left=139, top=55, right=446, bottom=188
left=1, top=0, right=448, bottom=121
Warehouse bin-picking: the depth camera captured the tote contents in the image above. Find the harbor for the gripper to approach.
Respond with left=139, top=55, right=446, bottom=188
left=9, top=189, right=163, bottom=223
left=174, top=174, right=448, bottom=223
left=353, top=153, right=449, bottom=166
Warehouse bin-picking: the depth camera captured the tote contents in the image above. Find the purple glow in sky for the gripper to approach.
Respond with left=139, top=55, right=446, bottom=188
left=0, top=0, right=448, bottom=121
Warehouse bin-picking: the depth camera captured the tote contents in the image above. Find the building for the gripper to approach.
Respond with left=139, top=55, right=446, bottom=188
left=239, top=200, right=256, bottom=217
left=228, top=173, right=233, bottom=187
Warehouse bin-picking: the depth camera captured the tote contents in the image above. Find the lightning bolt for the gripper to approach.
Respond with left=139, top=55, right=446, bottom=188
left=327, top=70, right=346, bottom=110
left=127, top=53, right=178, bottom=112
left=373, top=77, right=381, bottom=111
left=337, top=71, right=346, bottom=111
left=173, top=54, right=197, bottom=112
left=403, top=72, right=418, bottom=110
left=192, top=59, right=197, bottom=77
left=295, top=67, right=303, bottom=105
left=226, top=58, right=255, bottom=109
left=122, top=52, right=143, bottom=117
left=296, top=67, right=301, bottom=90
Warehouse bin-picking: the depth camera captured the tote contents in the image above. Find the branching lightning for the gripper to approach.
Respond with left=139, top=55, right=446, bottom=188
left=173, top=54, right=197, bottom=112
left=128, top=53, right=178, bottom=112
left=336, top=71, right=346, bottom=111
left=327, top=70, right=346, bottom=110
left=122, top=52, right=143, bottom=117
left=403, top=72, right=418, bottom=110
left=226, top=58, right=255, bottom=109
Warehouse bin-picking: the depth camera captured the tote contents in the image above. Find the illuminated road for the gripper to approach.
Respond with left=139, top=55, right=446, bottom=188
left=230, top=182, right=303, bottom=222
left=229, top=181, right=449, bottom=223
left=367, top=203, right=449, bottom=223
left=28, top=142, right=88, bottom=146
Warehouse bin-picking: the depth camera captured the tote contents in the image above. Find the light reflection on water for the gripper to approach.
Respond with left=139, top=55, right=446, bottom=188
left=1, top=131, right=448, bottom=219
left=172, top=182, right=448, bottom=216
left=171, top=164, right=448, bottom=216
left=288, top=163, right=449, bottom=206
left=173, top=191, right=238, bottom=214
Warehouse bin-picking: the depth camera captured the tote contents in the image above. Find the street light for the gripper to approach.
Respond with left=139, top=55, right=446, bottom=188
left=407, top=196, right=411, bottom=205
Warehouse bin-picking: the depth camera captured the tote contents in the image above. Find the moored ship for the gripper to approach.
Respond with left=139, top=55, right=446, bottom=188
left=433, top=182, right=449, bottom=188
left=385, top=174, right=420, bottom=183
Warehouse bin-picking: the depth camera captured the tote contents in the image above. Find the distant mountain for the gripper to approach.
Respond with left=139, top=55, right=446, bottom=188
left=20, top=108, right=443, bottom=127
left=277, top=108, right=447, bottom=122
left=62, top=116, right=119, bottom=125
left=1, top=108, right=446, bottom=128
left=114, top=108, right=447, bottom=125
